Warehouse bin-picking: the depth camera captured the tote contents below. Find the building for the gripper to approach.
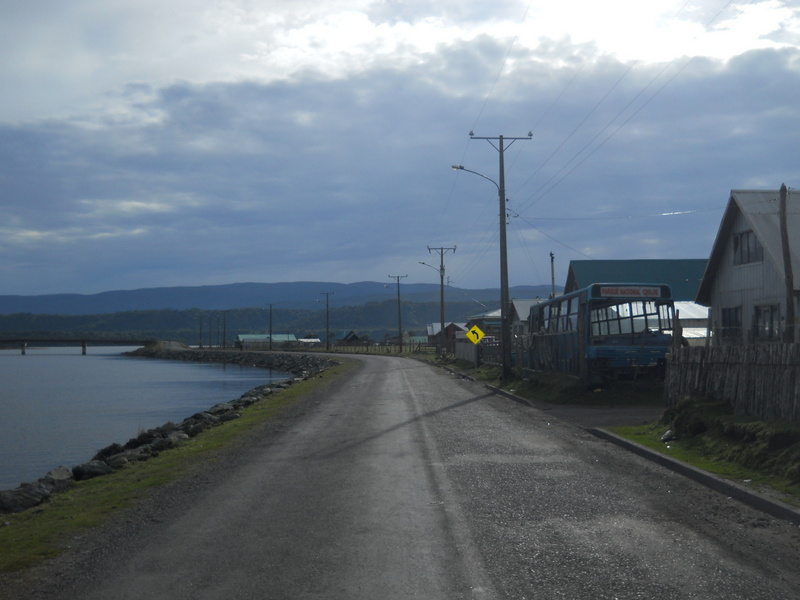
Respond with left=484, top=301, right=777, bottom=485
left=426, top=322, right=468, bottom=353
left=565, top=259, right=707, bottom=301
left=236, top=333, right=298, bottom=349
left=510, top=299, right=543, bottom=338
left=696, top=187, right=800, bottom=345
left=561, top=258, right=710, bottom=342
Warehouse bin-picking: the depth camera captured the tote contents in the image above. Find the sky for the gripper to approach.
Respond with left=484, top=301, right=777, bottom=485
left=1, top=0, right=799, bottom=297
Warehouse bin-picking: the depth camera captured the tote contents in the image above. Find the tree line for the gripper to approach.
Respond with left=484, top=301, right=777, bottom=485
left=0, top=299, right=497, bottom=345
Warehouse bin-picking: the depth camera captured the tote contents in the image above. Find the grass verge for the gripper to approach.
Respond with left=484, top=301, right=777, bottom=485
left=0, top=360, right=355, bottom=573
left=610, top=398, right=800, bottom=506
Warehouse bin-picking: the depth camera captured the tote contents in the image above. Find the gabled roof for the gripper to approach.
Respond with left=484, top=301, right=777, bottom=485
left=565, top=259, right=707, bottom=301
left=426, top=322, right=468, bottom=336
left=468, top=308, right=501, bottom=320
left=696, top=189, right=800, bottom=304
left=510, top=299, right=542, bottom=321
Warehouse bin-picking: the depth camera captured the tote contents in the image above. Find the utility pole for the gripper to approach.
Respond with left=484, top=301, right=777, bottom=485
left=389, top=275, right=407, bottom=353
left=470, top=131, right=532, bottom=380
left=780, top=183, right=795, bottom=342
left=550, top=252, right=556, bottom=299
left=426, top=246, right=456, bottom=357
left=267, top=303, right=274, bottom=350
left=320, top=292, right=334, bottom=351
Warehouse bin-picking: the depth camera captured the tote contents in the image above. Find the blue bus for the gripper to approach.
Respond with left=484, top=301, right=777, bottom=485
left=526, top=283, right=675, bottom=380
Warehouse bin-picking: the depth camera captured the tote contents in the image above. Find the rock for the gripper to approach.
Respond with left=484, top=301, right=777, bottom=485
left=41, top=466, right=73, bottom=492
left=190, top=412, right=220, bottom=425
left=72, top=460, right=114, bottom=481
left=93, top=442, right=125, bottom=462
left=661, top=429, right=676, bottom=442
left=166, top=431, right=189, bottom=445
left=208, top=402, right=234, bottom=415
left=218, top=412, right=241, bottom=423
left=0, top=482, right=52, bottom=513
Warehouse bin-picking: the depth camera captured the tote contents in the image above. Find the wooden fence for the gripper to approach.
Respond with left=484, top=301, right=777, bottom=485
left=664, top=344, right=800, bottom=422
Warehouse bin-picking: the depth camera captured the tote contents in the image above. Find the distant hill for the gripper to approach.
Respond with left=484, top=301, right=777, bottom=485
left=0, top=282, right=557, bottom=315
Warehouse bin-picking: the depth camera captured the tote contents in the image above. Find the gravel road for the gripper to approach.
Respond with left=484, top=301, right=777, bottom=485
left=6, top=355, right=800, bottom=599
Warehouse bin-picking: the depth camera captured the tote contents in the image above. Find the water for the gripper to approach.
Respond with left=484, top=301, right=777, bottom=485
left=0, top=346, right=289, bottom=491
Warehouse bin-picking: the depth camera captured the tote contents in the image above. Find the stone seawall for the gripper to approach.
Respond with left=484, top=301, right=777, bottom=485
left=126, top=347, right=339, bottom=378
left=0, top=348, right=339, bottom=513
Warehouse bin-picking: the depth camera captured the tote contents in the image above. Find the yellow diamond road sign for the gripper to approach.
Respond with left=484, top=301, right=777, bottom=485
left=467, top=325, right=485, bottom=345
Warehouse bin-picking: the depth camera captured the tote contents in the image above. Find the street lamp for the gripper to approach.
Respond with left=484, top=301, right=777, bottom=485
left=453, top=132, right=531, bottom=380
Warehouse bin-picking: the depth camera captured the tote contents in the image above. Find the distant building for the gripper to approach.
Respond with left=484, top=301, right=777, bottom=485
left=510, top=299, right=543, bottom=339
left=696, top=188, right=800, bottom=345
left=337, top=331, right=367, bottom=346
left=237, top=333, right=297, bottom=349
left=426, top=322, right=468, bottom=353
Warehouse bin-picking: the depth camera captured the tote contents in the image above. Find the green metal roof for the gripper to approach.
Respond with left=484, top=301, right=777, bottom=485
left=565, top=259, right=707, bottom=301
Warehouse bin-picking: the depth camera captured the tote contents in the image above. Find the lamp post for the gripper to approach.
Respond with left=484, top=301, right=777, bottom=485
left=388, top=275, right=407, bottom=353
left=454, top=129, right=531, bottom=380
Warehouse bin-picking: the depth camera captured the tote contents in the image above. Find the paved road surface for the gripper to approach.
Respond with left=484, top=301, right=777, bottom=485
left=11, top=355, right=800, bottom=598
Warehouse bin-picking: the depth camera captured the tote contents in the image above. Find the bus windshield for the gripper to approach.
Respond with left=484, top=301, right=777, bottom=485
left=590, top=300, right=673, bottom=340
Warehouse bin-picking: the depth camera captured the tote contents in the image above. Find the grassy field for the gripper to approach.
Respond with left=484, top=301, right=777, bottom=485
left=0, top=360, right=356, bottom=573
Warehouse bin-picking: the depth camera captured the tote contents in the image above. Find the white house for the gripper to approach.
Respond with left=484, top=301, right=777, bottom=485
left=696, top=187, right=800, bottom=345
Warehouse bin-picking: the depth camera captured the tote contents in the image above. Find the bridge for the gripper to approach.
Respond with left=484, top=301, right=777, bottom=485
left=0, top=337, right=157, bottom=355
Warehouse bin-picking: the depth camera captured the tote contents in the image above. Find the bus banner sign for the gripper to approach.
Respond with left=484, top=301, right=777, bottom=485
left=598, top=286, right=662, bottom=298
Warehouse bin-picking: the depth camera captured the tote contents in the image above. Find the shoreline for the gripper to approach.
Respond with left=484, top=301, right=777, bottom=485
left=0, top=347, right=339, bottom=512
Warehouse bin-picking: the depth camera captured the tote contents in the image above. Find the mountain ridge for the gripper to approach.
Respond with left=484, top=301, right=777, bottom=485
left=0, top=282, right=557, bottom=315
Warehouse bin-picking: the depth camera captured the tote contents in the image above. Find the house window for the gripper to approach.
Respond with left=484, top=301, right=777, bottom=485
left=732, top=230, right=763, bottom=265
left=754, top=305, right=780, bottom=340
left=720, top=306, right=742, bottom=340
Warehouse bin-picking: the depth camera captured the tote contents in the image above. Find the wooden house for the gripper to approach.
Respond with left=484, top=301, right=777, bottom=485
left=426, top=322, right=468, bottom=353
left=696, top=187, right=800, bottom=345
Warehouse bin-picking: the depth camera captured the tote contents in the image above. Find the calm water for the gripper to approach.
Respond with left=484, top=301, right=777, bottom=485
left=0, top=346, right=289, bottom=491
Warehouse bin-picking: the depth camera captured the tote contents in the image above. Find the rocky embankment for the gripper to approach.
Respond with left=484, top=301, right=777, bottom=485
left=0, top=348, right=339, bottom=514
left=128, top=346, right=338, bottom=378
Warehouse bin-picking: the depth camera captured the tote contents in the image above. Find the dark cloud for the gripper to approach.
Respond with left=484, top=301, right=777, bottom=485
left=1, top=29, right=799, bottom=295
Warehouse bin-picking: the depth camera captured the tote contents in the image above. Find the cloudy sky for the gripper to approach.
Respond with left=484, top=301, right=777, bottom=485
left=1, top=0, right=799, bottom=297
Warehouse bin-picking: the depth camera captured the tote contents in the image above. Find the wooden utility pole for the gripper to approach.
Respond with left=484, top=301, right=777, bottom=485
left=427, top=246, right=456, bottom=356
left=469, top=131, right=532, bottom=380
left=780, top=183, right=795, bottom=342
left=388, top=275, right=407, bottom=352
